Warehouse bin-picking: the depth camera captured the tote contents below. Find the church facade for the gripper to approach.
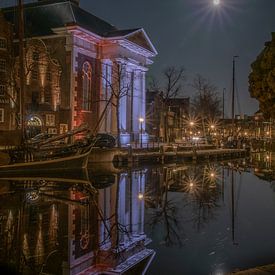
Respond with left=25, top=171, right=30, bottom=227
left=1, top=0, right=157, bottom=144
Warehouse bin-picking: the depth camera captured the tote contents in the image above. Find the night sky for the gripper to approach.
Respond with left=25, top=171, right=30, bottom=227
left=81, top=0, right=275, bottom=116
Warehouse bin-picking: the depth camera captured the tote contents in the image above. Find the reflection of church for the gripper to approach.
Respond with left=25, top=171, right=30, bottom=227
left=0, top=170, right=154, bottom=274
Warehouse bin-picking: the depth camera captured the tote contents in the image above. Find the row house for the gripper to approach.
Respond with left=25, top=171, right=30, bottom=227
left=2, top=0, right=157, bottom=144
left=146, top=89, right=190, bottom=142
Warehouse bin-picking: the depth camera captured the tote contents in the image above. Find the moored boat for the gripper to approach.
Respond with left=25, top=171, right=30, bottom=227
left=0, top=144, right=92, bottom=174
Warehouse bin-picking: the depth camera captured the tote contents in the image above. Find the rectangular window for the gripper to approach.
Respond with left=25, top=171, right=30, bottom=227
left=32, top=51, right=39, bottom=61
left=32, top=70, right=38, bottom=80
left=48, top=128, right=57, bottom=134
left=0, top=38, right=7, bottom=50
left=0, top=109, right=4, bottom=123
left=46, top=114, right=55, bottom=126
left=60, top=124, right=68, bottom=134
left=0, top=85, right=5, bottom=97
left=0, top=59, right=6, bottom=72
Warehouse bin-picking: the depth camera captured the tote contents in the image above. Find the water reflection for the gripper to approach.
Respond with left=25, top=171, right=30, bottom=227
left=1, top=153, right=275, bottom=274
left=145, top=164, right=223, bottom=247
left=144, top=155, right=275, bottom=274
left=0, top=168, right=155, bottom=274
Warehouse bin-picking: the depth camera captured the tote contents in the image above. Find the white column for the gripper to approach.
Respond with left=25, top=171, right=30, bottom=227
left=100, top=60, right=112, bottom=133
left=119, top=65, right=127, bottom=133
left=118, top=176, right=126, bottom=243
left=140, top=71, right=146, bottom=130
left=132, top=70, right=141, bottom=133
left=131, top=171, right=140, bottom=236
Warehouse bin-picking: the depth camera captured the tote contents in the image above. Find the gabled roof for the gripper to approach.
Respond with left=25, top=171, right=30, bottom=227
left=3, top=0, right=117, bottom=37
left=106, top=28, right=158, bottom=55
left=104, top=28, right=141, bottom=38
left=2, top=0, right=157, bottom=55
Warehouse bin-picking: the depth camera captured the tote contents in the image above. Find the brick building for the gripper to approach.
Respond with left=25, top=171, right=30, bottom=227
left=1, top=0, right=157, bottom=144
left=0, top=11, right=15, bottom=132
left=146, top=89, right=190, bottom=142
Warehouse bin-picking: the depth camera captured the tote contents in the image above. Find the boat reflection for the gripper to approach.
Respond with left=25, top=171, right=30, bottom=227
left=0, top=167, right=155, bottom=275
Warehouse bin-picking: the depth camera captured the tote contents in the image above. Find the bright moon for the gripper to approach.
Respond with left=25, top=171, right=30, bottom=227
left=213, top=0, right=220, bottom=5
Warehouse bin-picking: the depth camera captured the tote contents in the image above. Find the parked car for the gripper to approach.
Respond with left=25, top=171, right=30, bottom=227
left=93, top=133, right=116, bottom=148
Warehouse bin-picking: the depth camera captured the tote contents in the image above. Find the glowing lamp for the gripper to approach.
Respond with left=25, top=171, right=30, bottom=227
left=138, top=192, right=144, bottom=200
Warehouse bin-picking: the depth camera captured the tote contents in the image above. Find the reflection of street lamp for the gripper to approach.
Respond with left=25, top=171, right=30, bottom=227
left=139, top=117, right=144, bottom=148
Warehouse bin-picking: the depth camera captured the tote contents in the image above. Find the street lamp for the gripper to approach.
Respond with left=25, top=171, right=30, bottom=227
left=139, top=117, right=144, bottom=148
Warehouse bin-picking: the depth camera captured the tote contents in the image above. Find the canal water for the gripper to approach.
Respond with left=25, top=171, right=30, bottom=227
left=0, top=153, right=274, bottom=274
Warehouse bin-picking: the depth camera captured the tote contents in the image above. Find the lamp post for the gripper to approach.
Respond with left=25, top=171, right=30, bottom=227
left=139, top=117, right=144, bottom=148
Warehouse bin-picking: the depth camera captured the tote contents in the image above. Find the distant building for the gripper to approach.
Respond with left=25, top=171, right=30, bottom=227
left=146, top=89, right=189, bottom=142
left=1, top=0, right=157, bottom=144
left=221, top=111, right=273, bottom=140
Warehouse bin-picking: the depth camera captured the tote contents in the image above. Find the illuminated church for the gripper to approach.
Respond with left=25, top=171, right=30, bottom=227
left=0, top=0, right=157, bottom=144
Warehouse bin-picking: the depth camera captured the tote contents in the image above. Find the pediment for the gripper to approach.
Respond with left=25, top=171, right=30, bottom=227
left=125, top=29, right=157, bottom=55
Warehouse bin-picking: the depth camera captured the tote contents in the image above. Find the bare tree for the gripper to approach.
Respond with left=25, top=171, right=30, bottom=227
left=191, top=74, right=221, bottom=137
left=149, top=66, right=185, bottom=142
left=191, top=74, right=221, bottom=120
left=162, top=66, right=185, bottom=100
left=96, top=62, right=132, bottom=148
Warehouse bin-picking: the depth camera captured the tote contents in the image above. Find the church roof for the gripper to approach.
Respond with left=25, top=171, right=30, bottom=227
left=3, top=0, right=117, bottom=37
left=2, top=0, right=157, bottom=55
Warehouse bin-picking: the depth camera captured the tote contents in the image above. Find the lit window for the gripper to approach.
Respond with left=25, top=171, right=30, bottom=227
left=0, top=108, right=4, bottom=123
left=0, top=59, right=6, bottom=72
left=59, top=123, right=68, bottom=134
left=46, top=114, right=55, bottom=126
left=0, top=38, right=7, bottom=50
left=82, top=61, right=92, bottom=111
left=0, top=85, right=5, bottom=97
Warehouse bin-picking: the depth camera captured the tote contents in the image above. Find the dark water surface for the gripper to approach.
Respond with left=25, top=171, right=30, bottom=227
left=0, top=153, right=274, bottom=274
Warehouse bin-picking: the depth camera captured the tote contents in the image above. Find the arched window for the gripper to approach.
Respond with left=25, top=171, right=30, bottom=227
left=82, top=62, right=92, bottom=111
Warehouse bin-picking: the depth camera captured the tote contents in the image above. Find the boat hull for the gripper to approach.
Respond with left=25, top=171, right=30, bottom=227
left=0, top=147, right=91, bottom=174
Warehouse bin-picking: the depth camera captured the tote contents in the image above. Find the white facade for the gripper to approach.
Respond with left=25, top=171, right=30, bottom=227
left=54, top=26, right=157, bottom=145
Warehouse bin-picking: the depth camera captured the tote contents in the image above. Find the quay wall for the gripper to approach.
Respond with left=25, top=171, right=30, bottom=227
left=88, top=145, right=247, bottom=164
